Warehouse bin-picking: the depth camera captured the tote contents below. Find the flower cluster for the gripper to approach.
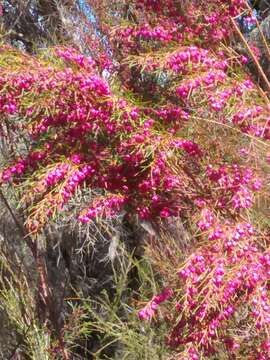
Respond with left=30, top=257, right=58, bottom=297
left=138, top=288, right=173, bottom=320
left=55, top=48, right=95, bottom=70
left=1, top=150, right=48, bottom=183
left=176, top=70, right=227, bottom=99
left=78, top=195, right=127, bottom=222
left=166, top=47, right=228, bottom=74
left=206, top=164, right=262, bottom=211
left=112, top=0, right=246, bottom=54
left=60, top=165, right=95, bottom=205
left=164, top=220, right=270, bottom=355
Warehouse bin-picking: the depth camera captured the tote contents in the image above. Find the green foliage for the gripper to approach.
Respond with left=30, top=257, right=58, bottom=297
left=0, top=249, right=52, bottom=359
left=68, top=249, right=174, bottom=359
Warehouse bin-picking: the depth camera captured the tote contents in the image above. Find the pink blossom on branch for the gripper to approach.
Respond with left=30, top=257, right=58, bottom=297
left=138, top=288, right=173, bottom=320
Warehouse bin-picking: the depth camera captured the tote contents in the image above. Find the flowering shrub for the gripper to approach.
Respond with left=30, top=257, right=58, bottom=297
left=89, top=0, right=270, bottom=358
left=1, top=0, right=270, bottom=358
left=0, top=45, right=205, bottom=230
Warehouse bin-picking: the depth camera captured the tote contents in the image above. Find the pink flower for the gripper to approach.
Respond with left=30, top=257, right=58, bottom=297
left=138, top=288, right=173, bottom=321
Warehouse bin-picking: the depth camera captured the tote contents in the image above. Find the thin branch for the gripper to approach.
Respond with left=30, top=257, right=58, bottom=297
left=231, top=17, right=270, bottom=94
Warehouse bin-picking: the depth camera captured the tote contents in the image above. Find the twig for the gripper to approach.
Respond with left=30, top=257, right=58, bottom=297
left=0, top=189, right=26, bottom=239
left=231, top=17, right=270, bottom=94
left=246, top=4, right=270, bottom=63
left=0, top=189, right=69, bottom=359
